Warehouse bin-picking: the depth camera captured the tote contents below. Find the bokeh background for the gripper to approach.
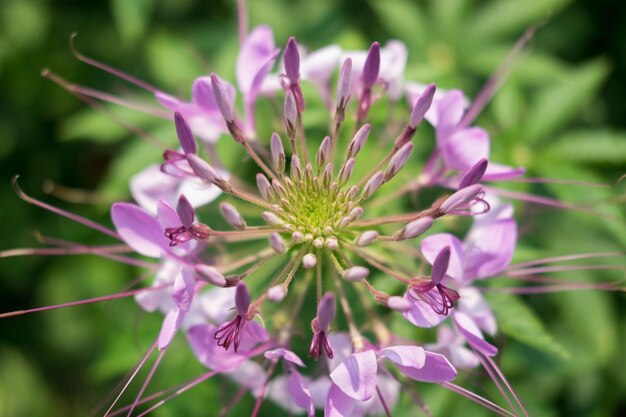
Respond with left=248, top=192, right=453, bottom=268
left=0, top=0, right=625, bottom=416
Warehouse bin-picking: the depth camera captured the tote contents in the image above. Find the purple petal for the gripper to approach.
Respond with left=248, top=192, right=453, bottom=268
left=361, top=42, right=380, bottom=89
left=327, top=333, right=353, bottom=372
left=483, top=162, right=526, bottom=181
left=172, top=267, right=195, bottom=312
left=379, top=345, right=425, bottom=369
left=192, top=76, right=236, bottom=111
left=111, top=202, right=169, bottom=258
left=464, top=218, right=517, bottom=280
left=158, top=307, right=185, bottom=350
left=236, top=26, right=279, bottom=99
left=317, top=292, right=336, bottom=331
left=397, top=351, right=457, bottom=383
left=283, top=37, right=300, bottom=83
left=431, top=246, right=451, bottom=285
left=330, top=350, right=378, bottom=401
left=441, top=127, right=490, bottom=172
left=402, top=292, right=448, bottom=328
left=458, top=287, right=498, bottom=336
left=325, top=383, right=357, bottom=417
left=453, top=312, right=498, bottom=357
left=156, top=199, right=180, bottom=229
left=130, top=165, right=179, bottom=214
left=421, top=234, right=465, bottom=280
left=187, top=324, right=249, bottom=371
left=432, top=89, right=466, bottom=128
left=289, top=370, right=315, bottom=416
left=264, top=348, right=305, bottom=367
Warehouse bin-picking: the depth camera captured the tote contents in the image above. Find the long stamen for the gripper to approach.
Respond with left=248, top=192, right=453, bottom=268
left=103, top=341, right=158, bottom=417
left=69, top=33, right=159, bottom=93
left=42, top=69, right=170, bottom=118
left=441, top=382, right=516, bottom=417
left=0, top=285, right=170, bottom=319
left=12, top=176, right=120, bottom=239
left=508, top=252, right=625, bottom=270
left=126, top=349, right=167, bottom=417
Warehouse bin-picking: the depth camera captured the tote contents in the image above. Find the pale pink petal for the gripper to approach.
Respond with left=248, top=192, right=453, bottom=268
left=130, top=165, right=179, bottom=214
left=420, top=234, right=465, bottom=280
left=158, top=307, right=184, bottom=350
left=111, top=202, right=169, bottom=258
left=483, top=162, right=525, bottom=181
left=379, top=345, right=425, bottom=369
left=325, top=383, right=357, bottom=417
left=464, top=218, right=517, bottom=280
left=236, top=26, right=279, bottom=98
left=264, top=348, right=306, bottom=367
left=327, top=332, right=353, bottom=372
left=453, top=312, right=498, bottom=357
left=156, top=198, right=181, bottom=230
left=135, top=260, right=179, bottom=312
left=402, top=292, right=448, bottom=328
left=172, top=267, right=195, bottom=312
left=289, top=370, right=315, bottom=416
left=441, top=127, right=490, bottom=172
left=458, top=287, right=498, bottom=335
left=330, top=350, right=378, bottom=401
left=432, top=89, right=466, bottom=128
left=397, top=351, right=457, bottom=383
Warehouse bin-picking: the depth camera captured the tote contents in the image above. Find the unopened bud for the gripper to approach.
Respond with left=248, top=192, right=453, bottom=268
left=176, top=195, right=195, bottom=229
left=432, top=246, right=451, bottom=285
left=292, top=231, right=304, bottom=243
left=303, top=253, right=317, bottom=269
left=458, top=158, right=488, bottom=189
left=362, top=42, right=380, bottom=89
left=262, top=211, right=284, bottom=226
left=342, top=266, right=370, bottom=282
left=317, top=292, right=335, bottom=331
left=338, top=158, right=355, bottom=185
left=326, top=236, right=339, bottom=250
left=220, top=203, right=246, bottom=230
left=267, top=285, right=287, bottom=302
left=335, top=58, right=352, bottom=122
left=395, top=216, right=433, bottom=240
left=235, top=284, right=251, bottom=316
left=284, top=90, right=298, bottom=138
left=387, top=296, right=412, bottom=312
left=362, top=172, right=384, bottom=199
left=440, top=184, right=483, bottom=214
left=187, top=153, right=231, bottom=191
left=256, top=173, right=273, bottom=200
left=347, top=124, right=370, bottom=158
left=317, top=136, right=331, bottom=167
left=409, top=83, right=436, bottom=129
left=210, top=73, right=234, bottom=123
left=270, top=132, right=286, bottom=174
left=356, top=230, right=379, bottom=246
left=284, top=37, right=300, bottom=85
left=291, top=154, right=302, bottom=180
left=349, top=207, right=363, bottom=220
left=196, top=264, right=226, bottom=286
left=269, top=232, right=286, bottom=253
left=384, top=142, right=413, bottom=181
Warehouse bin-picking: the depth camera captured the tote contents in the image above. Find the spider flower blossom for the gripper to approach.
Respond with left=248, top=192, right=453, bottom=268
left=6, top=11, right=625, bottom=416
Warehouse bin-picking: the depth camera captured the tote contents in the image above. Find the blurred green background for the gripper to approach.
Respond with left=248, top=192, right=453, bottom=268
left=0, top=0, right=625, bottom=416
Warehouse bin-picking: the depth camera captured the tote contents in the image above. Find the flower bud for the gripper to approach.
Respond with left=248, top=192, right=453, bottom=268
left=267, top=285, right=287, bottom=302
left=284, top=90, right=298, bottom=138
left=347, top=124, right=370, bottom=158
left=303, top=253, right=317, bottom=269
left=342, top=266, right=370, bottom=282
left=256, top=173, right=272, bottom=200
left=262, top=211, right=284, bottom=226
left=387, top=296, right=412, bottom=312
left=196, top=264, right=226, bottom=286
left=362, top=172, right=384, bottom=199
left=395, top=216, right=433, bottom=240
left=338, top=158, right=355, bottom=185
left=269, top=232, right=286, bottom=253
left=290, top=154, right=302, bottom=180
left=210, top=73, right=234, bottom=123
left=458, top=158, right=488, bottom=189
left=384, top=142, right=413, bottom=181
left=362, top=42, right=380, bottom=89
left=409, top=83, right=436, bottom=130
left=283, top=37, right=300, bottom=85
left=440, top=184, right=483, bottom=213
left=220, top=202, right=246, bottom=230
left=187, top=153, right=231, bottom=191
left=270, top=132, right=286, bottom=174
left=317, top=136, right=331, bottom=167
left=355, top=230, right=379, bottom=247
left=336, top=58, right=352, bottom=113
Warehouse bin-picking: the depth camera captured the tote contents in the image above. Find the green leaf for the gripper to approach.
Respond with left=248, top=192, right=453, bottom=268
left=469, top=0, right=571, bottom=41
left=525, top=59, right=610, bottom=142
left=546, top=129, right=626, bottom=164
left=487, top=293, right=569, bottom=359
left=368, top=0, right=427, bottom=51
left=146, top=31, right=205, bottom=90
left=110, top=0, right=155, bottom=45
